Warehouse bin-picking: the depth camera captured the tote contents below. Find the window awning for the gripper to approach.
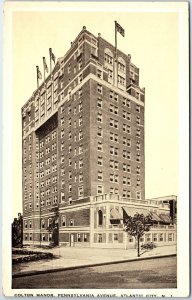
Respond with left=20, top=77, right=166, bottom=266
left=122, top=206, right=150, bottom=218
left=110, top=208, right=122, bottom=220
left=159, top=214, right=171, bottom=224
left=151, top=212, right=162, bottom=222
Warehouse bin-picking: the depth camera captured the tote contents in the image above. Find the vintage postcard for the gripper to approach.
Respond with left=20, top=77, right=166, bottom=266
left=2, top=1, right=189, bottom=298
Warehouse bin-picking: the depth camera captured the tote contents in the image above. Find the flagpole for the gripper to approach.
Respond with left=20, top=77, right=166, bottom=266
left=36, top=66, right=39, bottom=89
left=43, top=57, right=45, bottom=82
left=115, top=21, right=117, bottom=62
left=49, top=48, right=52, bottom=74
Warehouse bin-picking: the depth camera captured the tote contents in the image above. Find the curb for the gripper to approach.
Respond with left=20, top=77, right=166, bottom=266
left=12, top=253, right=176, bottom=278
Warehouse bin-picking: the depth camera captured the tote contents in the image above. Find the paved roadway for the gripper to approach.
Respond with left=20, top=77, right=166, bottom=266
left=12, top=256, right=176, bottom=289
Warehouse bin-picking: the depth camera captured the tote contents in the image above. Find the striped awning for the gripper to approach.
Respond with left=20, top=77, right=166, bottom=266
left=151, top=212, right=162, bottom=222
left=122, top=206, right=151, bottom=218
left=159, top=214, right=171, bottom=224
left=110, top=208, right=121, bottom=220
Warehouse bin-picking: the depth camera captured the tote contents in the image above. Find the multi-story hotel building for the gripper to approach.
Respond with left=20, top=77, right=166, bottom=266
left=22, top=26, right=176, bottom=248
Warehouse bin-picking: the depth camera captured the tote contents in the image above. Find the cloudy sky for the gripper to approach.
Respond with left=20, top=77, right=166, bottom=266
left=4, top=2, right=188, bottom=218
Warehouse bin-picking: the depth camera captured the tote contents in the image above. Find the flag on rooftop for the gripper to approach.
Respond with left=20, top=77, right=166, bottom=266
left=49, top=48, right=56, bottom=64
left=36, top=66, right=42, bottom=80
left=115, top=21, right=125, bottom=37
left=43, top=57, right=49, bottom=73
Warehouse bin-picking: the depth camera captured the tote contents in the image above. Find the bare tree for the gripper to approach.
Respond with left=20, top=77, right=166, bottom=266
left=124, top=213, right=153, bottom=257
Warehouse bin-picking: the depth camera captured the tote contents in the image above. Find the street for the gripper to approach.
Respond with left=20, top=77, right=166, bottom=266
left=12, top=256, right=176, bottom=289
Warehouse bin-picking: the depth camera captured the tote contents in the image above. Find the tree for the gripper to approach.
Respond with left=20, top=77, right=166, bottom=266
left=124, top=213, right=153, bottom=257
left=47, top=207, right=59, bottom=247
left=12, top=213, right=23, bottom=247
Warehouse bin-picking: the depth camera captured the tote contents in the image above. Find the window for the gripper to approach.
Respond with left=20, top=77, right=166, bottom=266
left=61, top=216, right=66, bottom=226
left=123, top=98, right=130, bottom=108
left=79, top=145, right=83, bottom=154
left=97, top=69, right=102, bottom=78
left=41, top=220, right=45, bottom=229
left=78, top=58, right=82, bottom=70
left=78, top=88, right=83, bottom=98
left=78, top=73, right=83, bottom=83
left=168, top=233, right=173, bottom=241
left=145, top=233, right=151, bottom=242
left=136, top=116, right=141, bottom=125
left=98, top=141, right=103, bottom=151
left=83, top=234, right=88, bottom=242
left=136, top=104, right=140, bottom=113
left=110, top=187, right=114, bottom=194
left=108, top=69, right=113, bottom=80
left=136, top=141, right=141, bottom=150
left=110, top=146, right=118, bottom=156
left=128, top=235, right=134, bottom=243
left=79, top=174, right=83, bottom=182
left=98, top=171, right=103, bottom=181
left=97, top=185, right=103, bottom=195
left=69, top=171, right=72, bottom=180
left=98, top=234, right=103, bottom=243
left=123, top=190, right=131, bottom=198
left=69, top=184, right=72, bottom=193
left=78, top=185, right=84, bottom=197
left=98, top=156, right=103, bottom=166
left=136, top=191, right=141, bottom=200
left=123, top=137, right=131, bottom=147
left=97, top=112, right=102, bottom=123
left=79, top=130, right=83, bottom=140
left=123, top=111, right=131, bottom=121
left=109, top=174, right=118, bottom=183
left=137, top=166, right=141, bottom=175
left=69, top=158, right=72, bottom=166
left=114, top=234, right=118, bottom=241
left=97, top=84, right=102, bottom=94
left=136, top=129, right=141, bottom=137
left=68, top=104, right=71, bottom=114
left=110, top=118, right=118, bottom=129
left=98, top=210, right=103, bottom=226
left=68, top=63, right=71, bottom=74
left=110, top=160, right=118, bottom=169
left=104, top=49, right=113, bottom=65
left=77, top=234, right=81, bottom=242
left=70, top=219, right=74, bottom=226
left=110, top=132, right=118, bottom=142
left=79, top=158, right=83, bottom=168
left=79, top=102, right=83, bottom=112
left=123, top=150, right=131, bottom=160
left=118, top=75, right=125, bottom=86
left=153, top=233, right=158, bottom=242
left=97, top=98, right=102, bottom=108
left=79, top=116, right=82, bottom=126
left=109, top=104, right=118, bottom=115
left=136, top=153, right=141, bottom=162
left=97, top=127, right=102, bottom=137
left=61, top=129, right=65, bottom=138
left=137, top=178, right=141, bottom=187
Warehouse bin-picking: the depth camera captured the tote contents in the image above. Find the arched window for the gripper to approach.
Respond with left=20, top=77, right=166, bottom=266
left=41, top=219, right=45, bottom=229
left=98, top=210, right=103, bottom=226
left=118, top=57, right=126, bottom=73
left=104, top=48, right=113, bottom=65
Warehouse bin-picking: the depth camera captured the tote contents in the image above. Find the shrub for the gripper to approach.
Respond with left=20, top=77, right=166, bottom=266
left=141, top=242, right=157, bottom=250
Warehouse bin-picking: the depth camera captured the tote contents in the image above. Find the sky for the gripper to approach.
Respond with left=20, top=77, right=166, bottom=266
left=9, top=3, right=181, bottom=218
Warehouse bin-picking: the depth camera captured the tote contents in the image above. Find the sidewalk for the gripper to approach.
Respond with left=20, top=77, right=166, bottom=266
left=12, top=244, right=176, bottom=277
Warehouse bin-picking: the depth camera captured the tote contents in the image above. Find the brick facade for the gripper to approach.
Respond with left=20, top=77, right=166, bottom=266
left=21, top=26, right=176, bottom=248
